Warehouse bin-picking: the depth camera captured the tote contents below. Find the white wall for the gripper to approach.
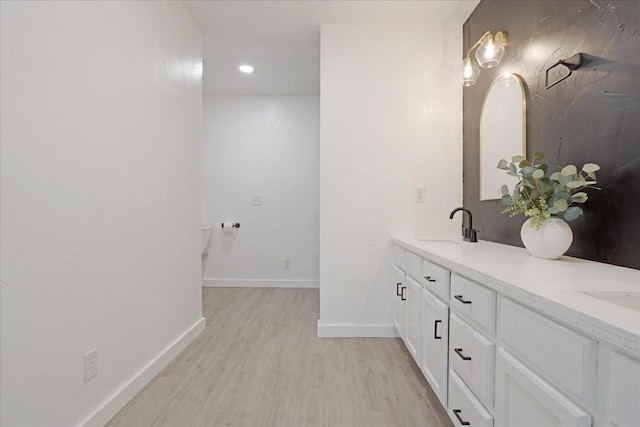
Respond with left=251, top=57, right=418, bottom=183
left=0, top=2, right=203, bottom=426
left=319, top=24, right=463, bottom=336
left=201, top=96, right=319, bottom=287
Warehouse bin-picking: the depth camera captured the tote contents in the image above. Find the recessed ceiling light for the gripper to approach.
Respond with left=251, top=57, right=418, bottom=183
left=239, top=65, right=254, bottom=74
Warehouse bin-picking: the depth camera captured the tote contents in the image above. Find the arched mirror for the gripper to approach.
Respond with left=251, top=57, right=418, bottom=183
left=479, top=73, right=526, bottom=200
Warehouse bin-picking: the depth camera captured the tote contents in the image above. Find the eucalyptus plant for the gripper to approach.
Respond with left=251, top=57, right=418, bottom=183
left=497, top=152, right=600, bottom=229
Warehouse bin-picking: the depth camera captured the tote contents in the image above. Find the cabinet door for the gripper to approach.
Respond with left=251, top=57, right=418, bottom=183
left=608, top=350, right=640, bottom=427
left=405, top=275, right=421, bottom=363
left=421, top=288, right=449, bottom=406
left=495, top=348, right=591, bottom=427
left=392, top=267, right=406, bottom=339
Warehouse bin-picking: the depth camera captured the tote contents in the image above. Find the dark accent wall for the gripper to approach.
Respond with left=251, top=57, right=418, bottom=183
left=463, top=0, right=640, bottom=270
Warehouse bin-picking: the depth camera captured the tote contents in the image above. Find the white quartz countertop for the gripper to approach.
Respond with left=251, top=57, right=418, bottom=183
left=392, top=236, right=640, bottom=355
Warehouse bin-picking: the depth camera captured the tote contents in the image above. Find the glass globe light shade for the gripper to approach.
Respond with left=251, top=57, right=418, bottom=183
left=475, top=33, right=505, bottom=68
left=462, top=56, right=480, bottom=86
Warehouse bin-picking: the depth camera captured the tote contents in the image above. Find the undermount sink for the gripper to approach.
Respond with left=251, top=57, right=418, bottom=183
left=414, top=238, right=460, bottom=243
left=581, top=291, right=640, bottom=312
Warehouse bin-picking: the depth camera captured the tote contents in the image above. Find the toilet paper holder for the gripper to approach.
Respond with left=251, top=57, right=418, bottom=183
left=221, top=222, right=240, bottom=229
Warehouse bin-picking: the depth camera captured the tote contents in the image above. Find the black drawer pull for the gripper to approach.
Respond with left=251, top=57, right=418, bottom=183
left=424, top=276, right=436, bottom=282
left=434, top=320, right=442, bottom=340
left=454, top=295, right=472, bottom=304
left=396, top=282, right=402, bottom=296
left=400, top=286, right=406, bottom=301
left=454, top=348, right=472, bottom=361
left=453, top=409, right=470, bottom=425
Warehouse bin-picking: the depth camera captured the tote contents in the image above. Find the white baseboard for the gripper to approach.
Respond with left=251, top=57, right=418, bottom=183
left=202, top=278, right=319, bottom=288
left=80, top=317, right=206, bottom=427
left=317, top=321, right=399, bottom=338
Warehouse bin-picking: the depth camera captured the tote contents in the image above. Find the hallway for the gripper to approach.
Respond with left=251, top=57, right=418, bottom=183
left=107, top=288, right=451, bottom=426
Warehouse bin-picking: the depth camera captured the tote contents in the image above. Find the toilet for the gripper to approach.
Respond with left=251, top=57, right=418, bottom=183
left=201, top=225, right=212, bottom=255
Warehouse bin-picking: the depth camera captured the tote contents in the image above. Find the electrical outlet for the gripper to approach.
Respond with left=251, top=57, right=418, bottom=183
left=252, top=196, right=263, bottom=206
left=415, top=187, right=426, bottom=203
left=283, top=259, right=291, bottom=269
left=84, top=348, right=97, bottom=383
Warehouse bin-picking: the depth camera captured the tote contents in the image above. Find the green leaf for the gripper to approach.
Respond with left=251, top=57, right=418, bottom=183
left=500, top=185, right=509, bottom=195
left=501, top=194, right=513, bottom=206
left=539, top=163, right=549, bottom=174
left=533, top=152, right=545, bottom=161
left=582, top=163, right=600, bottom=173
left=553, top=199, right=569, bottom=212
left=561, top=165, right=578, bottom=176
left=549, top=172, right=561, bottom=181
left=549, top=206, right=559, bottom=215
left=566, top=181, right=585, bottom=189
left=564, top=206, right=583, bottom=221
left=571, top=192, right=588, bottom=203
left=519, top=159, right=532, bottom=168
left=559, top=173, right=573, bottom=186
left=497, top=159, right=509, bottom=170
left=532, top=169, right=545, bottom=179
left=512, top=155, right=524, bottom=163
left=521, top=166, right=534, bottom=178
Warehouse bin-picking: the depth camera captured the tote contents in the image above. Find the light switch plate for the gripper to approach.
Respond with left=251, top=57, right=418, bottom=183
left=252, top=196, right=263, bottom=206
left=415, top=187, right=426, bottom=203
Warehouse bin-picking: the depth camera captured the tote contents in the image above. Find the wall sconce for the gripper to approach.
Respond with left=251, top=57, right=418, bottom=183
left=462, top=31, right=507, bottom=87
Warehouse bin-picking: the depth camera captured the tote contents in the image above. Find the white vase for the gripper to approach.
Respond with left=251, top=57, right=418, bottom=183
left=520, top=217, right=573, bottom=260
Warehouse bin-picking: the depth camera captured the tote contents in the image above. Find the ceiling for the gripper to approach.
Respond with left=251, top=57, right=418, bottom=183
left=183, top=1, right=480, bottom=96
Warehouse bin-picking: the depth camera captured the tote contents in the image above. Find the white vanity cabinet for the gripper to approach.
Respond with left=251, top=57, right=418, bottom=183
left=390, top=238, right=640, bottom=427
left=392, top=245, right=424, bottom=364
left=606, top=350, right=640, bottom=426
left=495, top=348, right=591, bottom=427
left=392, top=244, right=451, bottom=404
left=405, top=275, right=422, bottom=364
left=422, top=259, right=450, bottom=301
left=447, top=274, right=496, bottom=427
left=421, top=288, right=449, bottom=406
left=392, top=266, right=406, bottom=339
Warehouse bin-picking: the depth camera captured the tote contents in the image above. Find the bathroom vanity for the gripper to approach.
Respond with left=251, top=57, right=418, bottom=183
left=391, top=237, right=640, bottom=427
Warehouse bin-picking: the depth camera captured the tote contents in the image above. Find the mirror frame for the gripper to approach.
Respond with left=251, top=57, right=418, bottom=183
left=479, top=73, right=527, bottom=201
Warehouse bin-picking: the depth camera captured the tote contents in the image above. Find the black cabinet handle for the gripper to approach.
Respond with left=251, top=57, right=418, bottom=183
left=434, top=320, right=442, bottom=340
left=453, top=409, right=470, bottom=426
left=424, top=276, right=436, bottom=282
left=396, top=282, right=402, bottom=296
left=454, top=348, right=472, bottom=361
left=400, top=286, right=406, bottom=301
left=454, top=295, right=472, bottom=304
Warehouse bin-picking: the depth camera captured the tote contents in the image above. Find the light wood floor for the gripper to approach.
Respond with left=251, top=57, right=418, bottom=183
left=107, top=288, right=452, bottom=427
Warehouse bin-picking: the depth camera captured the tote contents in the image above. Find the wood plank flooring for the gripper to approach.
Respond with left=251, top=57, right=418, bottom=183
left=106, top=288, right=452, bottom=427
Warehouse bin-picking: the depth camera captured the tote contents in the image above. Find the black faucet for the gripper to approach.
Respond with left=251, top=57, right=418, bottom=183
left=449, top=207, right=478, bottom=242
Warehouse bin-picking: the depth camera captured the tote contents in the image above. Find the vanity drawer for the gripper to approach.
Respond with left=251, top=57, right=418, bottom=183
left=450, top=274, right=496, bottom=333
left=448, top=369, right=493, bottom=427
left=392, top=245, right=422, bottom=282
left=450, top=313, right=495, bottom=406
left=404, top=250, right=423, bottom=282
left=499, top=298, right=597, bottom=405
left=422, top=259, right=450, bottom=301
left=392, top=244, right=406, bottom=270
